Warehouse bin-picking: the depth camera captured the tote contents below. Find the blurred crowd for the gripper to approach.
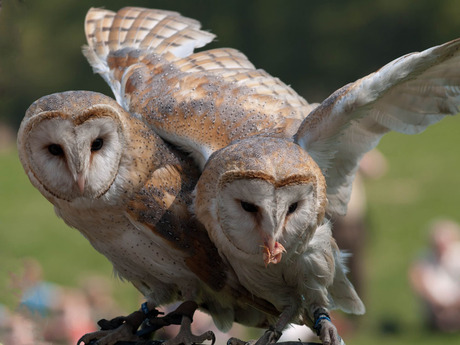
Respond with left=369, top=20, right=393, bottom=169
left=0, top=258, right=122, bottom=345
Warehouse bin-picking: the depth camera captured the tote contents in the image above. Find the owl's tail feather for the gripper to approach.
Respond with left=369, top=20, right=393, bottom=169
left=329, top=249, right=365, bottom=315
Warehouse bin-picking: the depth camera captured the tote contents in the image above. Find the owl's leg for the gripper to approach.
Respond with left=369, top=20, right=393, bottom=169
left=163, top=301, right=215, bottom=345
left=312, top=308, right=344, bottom=345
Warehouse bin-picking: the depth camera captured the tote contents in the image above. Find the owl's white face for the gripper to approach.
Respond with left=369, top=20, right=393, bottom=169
left=194, top=136, right=327, bottom=267
left=19, top=105, right=125, bottom=202
left=216, top=175, right=321, bottom=266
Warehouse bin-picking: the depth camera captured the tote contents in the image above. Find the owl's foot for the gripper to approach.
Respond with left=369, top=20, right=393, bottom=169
left=77, top=301, right=214, bottom=345
left=77, top=326, right=140, bottom=345
left=77, top=315, right=143, bottom=345
left=313, top=309, right=344, bottom=345
left=77, top=305, right=161, bottom=345
left=227, top=338, right=251, bottom=345
left=163, top=301, right=215, bottom=345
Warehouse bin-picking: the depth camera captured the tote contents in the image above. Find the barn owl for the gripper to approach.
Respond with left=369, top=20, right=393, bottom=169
left=195, top=136, right=367, bottom=345
left=195, top=38, right=460, bottom=345
left=198, top=38, right=460, bottom=345
left=81, top=6, right=460, bottom=345
left=17, top=90, right=281, bottom=345
left=81, top=8, right=458, bottom=342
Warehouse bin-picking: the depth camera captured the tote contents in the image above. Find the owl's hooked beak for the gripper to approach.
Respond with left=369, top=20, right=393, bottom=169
left=257, top=215, right=286, bottom=266
left=76, top=173, right=85, bottom=194
left=262, top=238, right=286, bottom=266
left=68, top=147, right=88, bottom=195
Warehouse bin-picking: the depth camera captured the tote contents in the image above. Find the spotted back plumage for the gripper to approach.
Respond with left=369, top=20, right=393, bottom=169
left=84, top=7, right=317, bottom=168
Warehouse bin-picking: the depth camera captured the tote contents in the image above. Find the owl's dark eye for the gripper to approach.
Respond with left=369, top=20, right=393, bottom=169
left=48, top=144, right=63, bottom=156
left=240, top=201, right=258, bottom=213
left=287, top=202, right=298, bottom=215
left=91, top=138, right=104, bottom=151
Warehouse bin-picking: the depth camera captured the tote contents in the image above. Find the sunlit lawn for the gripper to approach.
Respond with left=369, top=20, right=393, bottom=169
left=1, top=114, right=460, bottom=344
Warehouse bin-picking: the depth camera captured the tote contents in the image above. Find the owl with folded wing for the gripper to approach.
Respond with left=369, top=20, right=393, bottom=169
left=17, top=90, right=281, bottom=345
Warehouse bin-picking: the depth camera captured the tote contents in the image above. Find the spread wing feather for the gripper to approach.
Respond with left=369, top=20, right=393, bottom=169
left=295, top=38, right=460, bottom=215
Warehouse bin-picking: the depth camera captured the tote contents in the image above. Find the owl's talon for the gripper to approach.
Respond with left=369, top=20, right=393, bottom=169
left=312, top=309, right=343, bottom=345
left=77, top=324, right=141, bottom=345
left=164, top=327, right=215, bottom=345
left=316, top=319, right=342, bottom=345
left=97, top=316, right=127, bottom=331
left=77, top=330, right=108, bottom=345
left=77, top=309, right=149, bottom=345
left=227, top=337, right=252, bottom=345
left=163, top=301, right=215, bottom=345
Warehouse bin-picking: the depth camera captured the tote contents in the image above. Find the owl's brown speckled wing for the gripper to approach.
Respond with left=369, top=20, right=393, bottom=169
left=84, top=7, right=317, bottom=168
left=295, top=38, right=460, bottom=216
left=125, top=151, right=228, bottom=291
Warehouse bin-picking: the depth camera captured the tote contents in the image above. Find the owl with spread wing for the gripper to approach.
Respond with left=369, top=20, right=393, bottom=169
left=19, top=5, right=460, bottom=345
left=83, top=6, right=460, bottom=345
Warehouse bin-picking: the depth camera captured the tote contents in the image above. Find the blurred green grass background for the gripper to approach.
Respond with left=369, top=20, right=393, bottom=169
left=1, top=0, right=460, bottom=344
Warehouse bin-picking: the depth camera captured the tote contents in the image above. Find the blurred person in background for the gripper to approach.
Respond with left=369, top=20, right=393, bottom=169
left=409, top=219, right=460, bottom=332
left=332, top=149, right=388, bottom=299
left=14, top=258, right=60, bottom=318
left=43, top=288, right=96, bottom=345
left=328, top=149, right=388, bottom=336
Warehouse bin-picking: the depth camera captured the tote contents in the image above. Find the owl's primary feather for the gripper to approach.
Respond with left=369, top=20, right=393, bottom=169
left=17, top=91, right=279, bottom=344
left=295, top=38, right=460, bottom=216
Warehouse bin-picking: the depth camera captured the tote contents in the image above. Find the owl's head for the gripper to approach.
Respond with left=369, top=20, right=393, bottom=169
left=195, top=137, right=327, bottom=266
left=18, top=91, right=128, bottom=203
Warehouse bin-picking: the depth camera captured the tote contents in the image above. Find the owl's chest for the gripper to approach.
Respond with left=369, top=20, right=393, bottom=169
left=223, top=248, right=303, bottom=311
left=55, top=205, right=194, bottom=291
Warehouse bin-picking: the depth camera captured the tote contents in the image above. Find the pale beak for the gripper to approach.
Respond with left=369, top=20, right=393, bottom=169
left=262, top=238, right=286, bottom=266
left=76, top=173, right=85, bottom=194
